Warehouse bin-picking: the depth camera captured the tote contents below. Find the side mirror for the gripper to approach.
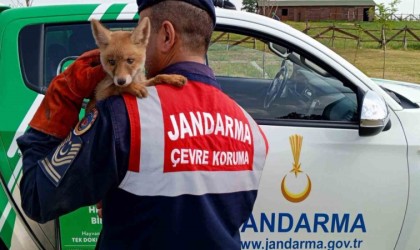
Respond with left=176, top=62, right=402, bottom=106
left=359, top=90, right=391, bottom=136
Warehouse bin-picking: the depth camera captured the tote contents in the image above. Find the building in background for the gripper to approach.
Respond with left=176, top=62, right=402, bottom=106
left=258, top=0, right=376, bottom=22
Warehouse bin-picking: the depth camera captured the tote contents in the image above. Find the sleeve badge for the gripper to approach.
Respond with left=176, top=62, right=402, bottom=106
left=38, top=133, right=82, bottom=187
left=74, top=107, right=98, bottom=136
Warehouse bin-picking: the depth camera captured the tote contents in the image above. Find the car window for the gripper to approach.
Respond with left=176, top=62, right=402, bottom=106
left=44, top=24, right=96, bottom=84
left=208, top=31, right=359, bottom=123
left=19, top=21, right=137, bottom=92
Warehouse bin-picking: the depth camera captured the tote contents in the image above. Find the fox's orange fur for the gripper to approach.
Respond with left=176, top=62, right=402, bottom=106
left=90, top=17, right=186, bottom=102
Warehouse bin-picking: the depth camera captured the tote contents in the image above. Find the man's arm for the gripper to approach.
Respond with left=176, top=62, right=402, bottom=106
left=17, top=97, right=130, bottom=223
left=16, top=49, right=129, bottom=223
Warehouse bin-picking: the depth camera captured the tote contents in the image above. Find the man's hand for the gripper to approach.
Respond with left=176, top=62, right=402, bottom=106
left=29, top=49, right=106, bottom=139
left=64, top=49, right=105, bottom=99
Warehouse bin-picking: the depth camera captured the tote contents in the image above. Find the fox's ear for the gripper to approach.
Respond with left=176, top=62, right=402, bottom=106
left=132, top=17, right=151, bottom=46
left=91, top=19, right=111, bottom=47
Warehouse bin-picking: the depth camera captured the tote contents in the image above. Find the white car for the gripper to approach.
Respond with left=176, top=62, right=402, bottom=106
left=0, top=3, right=419, bottom=250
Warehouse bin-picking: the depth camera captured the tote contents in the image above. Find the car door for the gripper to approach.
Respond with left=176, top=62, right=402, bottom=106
left=0, top=5, right=120, bottom=249
left=208, top=28, right=408, bottom=249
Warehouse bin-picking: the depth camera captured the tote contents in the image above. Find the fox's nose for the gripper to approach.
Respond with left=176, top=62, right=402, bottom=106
left=117, top=79, right=126, bottom=86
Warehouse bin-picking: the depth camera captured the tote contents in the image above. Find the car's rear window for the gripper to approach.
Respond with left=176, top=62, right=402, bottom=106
left=19, top=21, right=137, bottom=93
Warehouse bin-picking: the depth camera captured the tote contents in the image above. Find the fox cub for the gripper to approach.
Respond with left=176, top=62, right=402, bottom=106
left=90, top=17, right=186, bottom=101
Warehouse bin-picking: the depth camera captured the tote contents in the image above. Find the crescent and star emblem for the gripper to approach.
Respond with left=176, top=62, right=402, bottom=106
left=281, top=134, right=312, bottom=203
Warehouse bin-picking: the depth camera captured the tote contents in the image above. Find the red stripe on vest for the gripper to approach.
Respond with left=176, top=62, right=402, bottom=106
left=123, top=94, right=141, bottom=172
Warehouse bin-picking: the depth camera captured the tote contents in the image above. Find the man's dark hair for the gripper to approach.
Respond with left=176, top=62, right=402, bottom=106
left=149, top=1, right=213, bottom=53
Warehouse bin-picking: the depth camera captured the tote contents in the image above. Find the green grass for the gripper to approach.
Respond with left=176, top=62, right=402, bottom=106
left=333, top=48, right=420, bottom=83
left=285, top=21, right=420, bottom=82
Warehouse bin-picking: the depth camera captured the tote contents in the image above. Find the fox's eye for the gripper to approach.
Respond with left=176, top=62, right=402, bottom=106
left=127, top=58, right=134, bottom=64
left=108, top=59, right=116, bottom=66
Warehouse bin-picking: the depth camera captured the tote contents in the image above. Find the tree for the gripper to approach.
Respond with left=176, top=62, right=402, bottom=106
left=371, top=0, right=401, bottom=22
left=242, top=0, right=257, bottom=13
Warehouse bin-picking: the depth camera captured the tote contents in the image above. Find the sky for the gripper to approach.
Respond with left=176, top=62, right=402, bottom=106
left=0, top=0, right=419, bottom=15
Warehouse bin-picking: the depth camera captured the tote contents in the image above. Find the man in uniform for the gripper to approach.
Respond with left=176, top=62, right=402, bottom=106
left=18, top=0, right=269, bottom=249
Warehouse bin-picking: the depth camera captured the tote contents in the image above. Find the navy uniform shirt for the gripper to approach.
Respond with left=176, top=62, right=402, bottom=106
left=18, top=62, right=265, bottom=249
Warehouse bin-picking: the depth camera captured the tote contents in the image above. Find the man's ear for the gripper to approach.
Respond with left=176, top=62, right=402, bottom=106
left=132, top=17, right=151, bottom=46
left=160, top=21, right=176, bottom=52
left=91, top=19, right=111, bottom=47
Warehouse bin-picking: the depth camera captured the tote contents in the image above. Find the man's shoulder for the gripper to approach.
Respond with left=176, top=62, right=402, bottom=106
left=94, top=95, right=129, bottom=129
left=96, top=95, right=127, bottom=114
left=99, top=95, right=125, bottom=106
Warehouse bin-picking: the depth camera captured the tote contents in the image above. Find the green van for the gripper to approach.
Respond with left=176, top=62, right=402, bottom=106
left=2, top=3, right=420, bottom=250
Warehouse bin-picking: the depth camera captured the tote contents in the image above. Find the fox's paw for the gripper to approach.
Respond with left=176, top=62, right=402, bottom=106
left=153, top=74, right=187, bottom=87
left=170, top=75, right=187, bottom=87
left=127, top=83, right=148, bottom=98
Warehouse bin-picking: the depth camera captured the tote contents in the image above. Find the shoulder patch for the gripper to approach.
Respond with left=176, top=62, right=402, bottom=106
left=38, top=133, right=82, bottom=187
left=74, top=107, right=98, bottom=136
